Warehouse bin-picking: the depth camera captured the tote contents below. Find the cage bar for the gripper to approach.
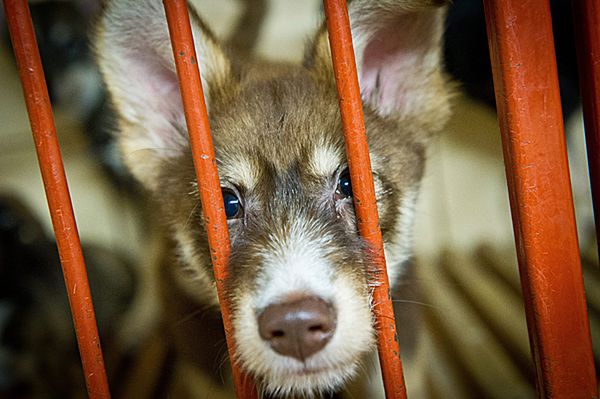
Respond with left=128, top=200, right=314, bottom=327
left=2, top=0, right=111, bottom=398
left=323, top=1, right=408, bottom=398
left=572, top=0, right=600, bottom=259
left=161, top=0, right=258, bottom=397
left=483, top=0, right=598, bottom=397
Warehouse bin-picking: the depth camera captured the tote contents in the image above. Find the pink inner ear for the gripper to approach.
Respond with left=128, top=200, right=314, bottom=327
left=117, top=48, right=187, bottom=149
left=359, top=12, right=437, bottom=117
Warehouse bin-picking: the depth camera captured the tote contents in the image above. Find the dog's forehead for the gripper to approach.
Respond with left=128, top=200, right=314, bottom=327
left=216, top=142, right=344, bottom=192
left=212, top=71, right=345, bottom=189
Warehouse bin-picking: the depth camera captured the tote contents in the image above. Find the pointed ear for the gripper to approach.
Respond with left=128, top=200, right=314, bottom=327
left=95, top=0, right=235, bottom=190
left=307, top=0, right=451, bottom=132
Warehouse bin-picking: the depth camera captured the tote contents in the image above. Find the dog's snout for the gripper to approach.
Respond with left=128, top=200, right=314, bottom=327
left=258, top=297, right=335, bottom=361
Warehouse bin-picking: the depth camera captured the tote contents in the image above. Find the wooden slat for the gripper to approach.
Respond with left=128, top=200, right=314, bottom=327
left=421, top=328, right=474, bottom=399
left=441, top=251, right=532, bottom=380
left=420, top=253, right=534, bottom=399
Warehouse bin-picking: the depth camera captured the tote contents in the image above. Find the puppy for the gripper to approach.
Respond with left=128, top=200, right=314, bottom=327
left=95, top=0, right=451, bottom=397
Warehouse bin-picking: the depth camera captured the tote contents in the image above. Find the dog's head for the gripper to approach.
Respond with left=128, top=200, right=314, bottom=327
left=96, top=0, right=450, bottom=396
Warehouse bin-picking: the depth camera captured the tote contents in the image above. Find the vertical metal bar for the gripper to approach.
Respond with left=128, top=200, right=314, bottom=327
left=483, top=0, right=598, bottom=397
left=2, top=1, right=111, bottom=398
left=322, top=1, right=408, bottom=398
left=572, top=0, right=600, bottom=259
left=161, top=1, right=258, bottom=398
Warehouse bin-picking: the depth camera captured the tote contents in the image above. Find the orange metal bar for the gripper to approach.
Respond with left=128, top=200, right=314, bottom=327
left=572, top=0, right=600, bottom=259
left=323, top=1, right=407, bottom=398
left=2, top=0, right=111, bottom=398
left=483, top=0, right=598, bottom=397
left=162, top=1, right=258, bottom=397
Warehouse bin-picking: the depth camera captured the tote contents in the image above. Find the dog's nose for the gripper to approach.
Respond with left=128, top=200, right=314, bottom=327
left=258, top=296, right=336, bottom=361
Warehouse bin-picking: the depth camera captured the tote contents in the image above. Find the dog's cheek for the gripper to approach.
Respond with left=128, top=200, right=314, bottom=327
left=170, top=227, right=220, bottom=307
left=383, top=188, right=419, bottom=287
left=329, top=272, right=376, bottom=354
left=229, top=290, right=271, bottom=378
left=224, top=244, right=266, bottom=370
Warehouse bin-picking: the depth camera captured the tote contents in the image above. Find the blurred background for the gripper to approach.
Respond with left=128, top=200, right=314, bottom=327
left=0, top=0, right=598, bottom=398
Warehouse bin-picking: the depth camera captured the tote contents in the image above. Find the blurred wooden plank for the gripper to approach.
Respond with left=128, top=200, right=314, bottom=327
left=441, top=250, right=533, bottom=381
left=476, top=245, right=521, bottom=292
left=419, top=254, right=534, bottom=399
left=419, top=328, right=474, bottom=399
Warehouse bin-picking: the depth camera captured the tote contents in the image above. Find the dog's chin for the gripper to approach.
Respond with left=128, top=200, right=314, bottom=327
left=258, top=357, right=361, bottom=398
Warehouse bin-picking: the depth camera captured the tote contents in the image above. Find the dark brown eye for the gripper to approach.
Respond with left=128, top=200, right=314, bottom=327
left=222, top=189, right=243, bottom=219
left=336, top=168, right=352, bottom=199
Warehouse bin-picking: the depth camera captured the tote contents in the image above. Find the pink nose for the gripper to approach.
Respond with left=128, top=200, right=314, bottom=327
left=258, top=297, right=336, bottom=361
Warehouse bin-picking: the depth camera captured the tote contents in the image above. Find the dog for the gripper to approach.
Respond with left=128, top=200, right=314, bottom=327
left=95, top=0, right=451, bottom=397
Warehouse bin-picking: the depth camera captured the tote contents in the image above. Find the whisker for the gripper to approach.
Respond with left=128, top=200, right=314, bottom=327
left=174, top=307, right=206, bottom=326
left=216, top=340, right=232, bottom=383
left=183, top=202, right=200, bottom=229
left=391, top=299, right=441, bottom=310
left=392, top=277, right=463, bottom=291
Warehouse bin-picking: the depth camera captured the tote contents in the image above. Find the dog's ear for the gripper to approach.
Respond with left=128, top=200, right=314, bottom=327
left=95, top=0, right=234, bottom=190
left=307, top=0, right=451, bottom=133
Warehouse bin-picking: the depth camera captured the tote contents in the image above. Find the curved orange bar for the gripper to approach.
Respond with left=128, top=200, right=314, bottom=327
left=162, top=1, right=258, bottom=397
left=323, top=1, right=408, bottom=398
left=483, top=0, right=597, bottom=396
left=3, top=1, right=111, bottom=398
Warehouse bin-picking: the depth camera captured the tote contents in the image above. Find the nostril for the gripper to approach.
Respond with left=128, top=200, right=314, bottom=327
left=257, top=296, right=336, bottom=361
left=271, top=330, right=285, bottom=338
left=308, top=324, right=323, bottom=332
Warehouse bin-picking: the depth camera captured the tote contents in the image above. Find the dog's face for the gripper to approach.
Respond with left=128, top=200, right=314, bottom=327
left=96, top=1, right=450, bottom=396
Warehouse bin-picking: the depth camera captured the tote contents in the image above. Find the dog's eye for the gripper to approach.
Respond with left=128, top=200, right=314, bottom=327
left=222, top=189, right=242, bottom=219
left=336, top=168, right=353, bottom=199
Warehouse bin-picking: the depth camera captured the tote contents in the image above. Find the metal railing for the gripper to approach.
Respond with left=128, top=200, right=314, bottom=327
left=3, top=1, right=111, bottom=397
left=483, top=0, right=597, bottom=396
left=2, top=0, right=598, bottom=397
